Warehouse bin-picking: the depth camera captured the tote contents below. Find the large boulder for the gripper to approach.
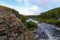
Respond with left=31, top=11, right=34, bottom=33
left=0, top=6, right=33, bottom=40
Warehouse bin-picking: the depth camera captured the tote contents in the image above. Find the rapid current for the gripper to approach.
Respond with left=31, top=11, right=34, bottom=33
left=26, top=18, right=60, bottom=40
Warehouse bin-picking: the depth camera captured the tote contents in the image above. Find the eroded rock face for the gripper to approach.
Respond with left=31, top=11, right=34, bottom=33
left=0, top=12, right=33, bottom=40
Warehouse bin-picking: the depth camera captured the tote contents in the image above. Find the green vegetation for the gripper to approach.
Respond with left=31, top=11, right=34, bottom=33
left=39, top=7, right=60, bottom=19
left=0, top=5, right=34, bottom=40
left=34, top=7, right=60, bottom=27
left=0, top=5, right=27, bottom=23
left=24, top=21, right=37, bottom=31
left=0, top=5, right=60, bottom=31
left=0, top=5, right=36, bottom=31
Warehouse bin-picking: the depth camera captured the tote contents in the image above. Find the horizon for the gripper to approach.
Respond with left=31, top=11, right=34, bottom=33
left=0, top=0, right=60, bottom=15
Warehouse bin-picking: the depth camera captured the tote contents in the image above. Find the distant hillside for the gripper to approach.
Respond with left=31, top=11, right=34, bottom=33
left=25, top=7, right=60, bottom=30
left=33, top=7, right=60, bottom=27
left=39, top=7, right=60, bottom=19
left=27, top=15, right=39, bottom=18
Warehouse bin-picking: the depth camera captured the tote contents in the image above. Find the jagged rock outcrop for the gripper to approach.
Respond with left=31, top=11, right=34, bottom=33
left=0, top=6, right=33, bottom=40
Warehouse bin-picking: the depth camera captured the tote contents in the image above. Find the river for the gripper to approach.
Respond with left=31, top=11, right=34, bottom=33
left=26, top=18, right=60, bottom=40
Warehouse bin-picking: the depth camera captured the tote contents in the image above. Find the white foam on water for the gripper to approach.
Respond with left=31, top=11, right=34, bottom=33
left=26, top=18, right=60, bottom=40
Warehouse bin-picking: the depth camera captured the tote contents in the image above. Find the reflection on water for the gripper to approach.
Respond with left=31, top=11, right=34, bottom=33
left=26, top=18, right=60, bottom=40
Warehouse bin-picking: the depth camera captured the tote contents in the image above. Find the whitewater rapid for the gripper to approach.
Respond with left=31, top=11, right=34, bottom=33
left=26, top=18, right=60, bottom=40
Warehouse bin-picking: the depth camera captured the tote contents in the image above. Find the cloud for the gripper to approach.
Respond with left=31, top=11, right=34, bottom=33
left=45, top=0, right=60, bottom=9
left=0, top=1, right=41, bottom=15
left=52, top=0, right=60, bottom=3
left=15, top=0, right=48, bottom=7
left=14, top=0, right=41, bottom=15
left=31, top=0, right=48, bottom=7
left=12, top=0, right=60, bottom=15
left=0, top=0, right=60, bottom=15
left=15, top=5, right=41, bottom=15
left=15, top=0, right=22, bottom=3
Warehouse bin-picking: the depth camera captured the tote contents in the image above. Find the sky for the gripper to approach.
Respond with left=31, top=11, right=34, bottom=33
left=0, top=0, right=60, bottom=15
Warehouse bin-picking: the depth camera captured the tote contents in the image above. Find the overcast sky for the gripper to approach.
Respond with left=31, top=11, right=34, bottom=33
left=0, top=0, right=60, bottom=15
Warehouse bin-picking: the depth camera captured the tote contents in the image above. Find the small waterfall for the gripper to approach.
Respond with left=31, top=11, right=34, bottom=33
left=26, top=18, right=60, bottom=40
left=26, top=18, right=38, bottom=23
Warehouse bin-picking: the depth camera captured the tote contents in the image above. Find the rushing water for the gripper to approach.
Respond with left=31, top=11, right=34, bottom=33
left=26, top=18, right=60, bottom=40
